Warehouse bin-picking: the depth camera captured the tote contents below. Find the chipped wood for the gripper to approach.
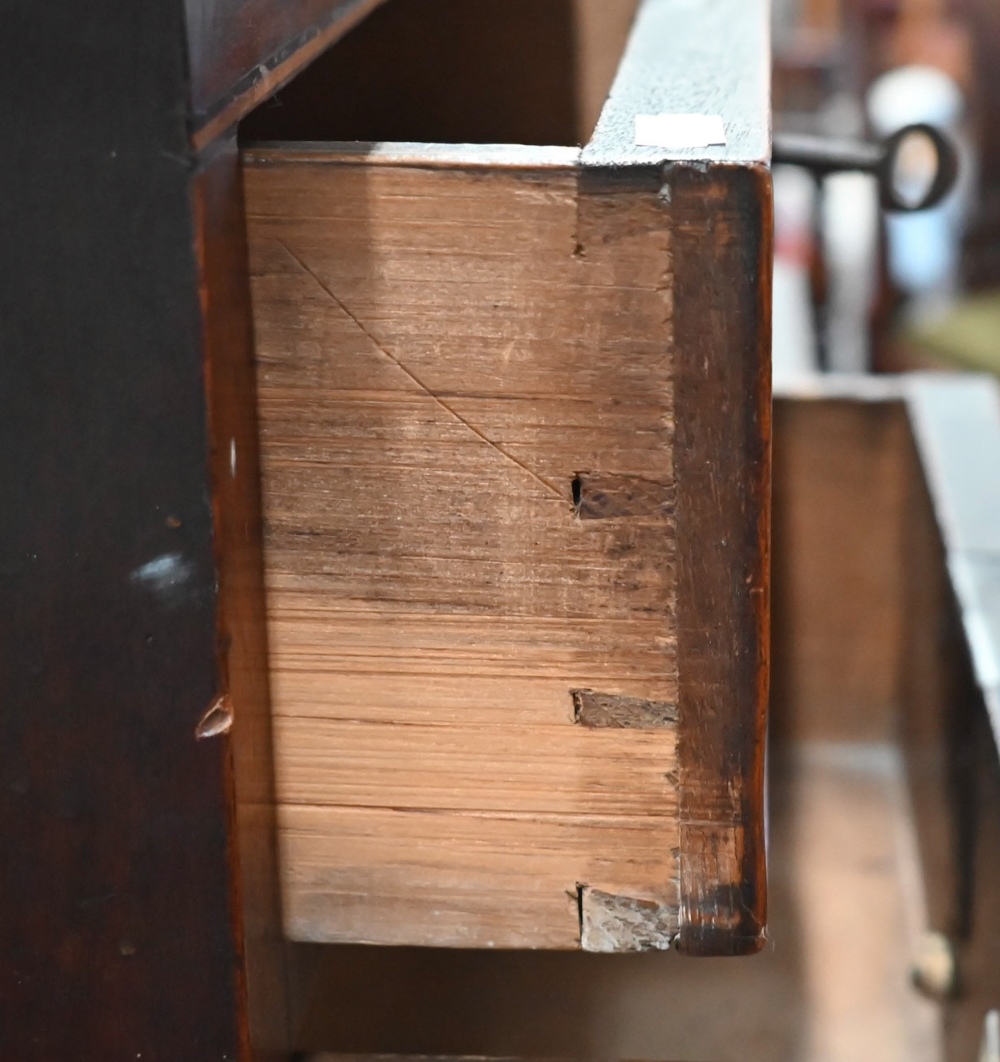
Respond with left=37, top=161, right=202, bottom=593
left=579, top=886, right=680, bottom=952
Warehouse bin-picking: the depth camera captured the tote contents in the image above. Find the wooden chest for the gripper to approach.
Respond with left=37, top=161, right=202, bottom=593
left=242, top=0, right=771, bottom=954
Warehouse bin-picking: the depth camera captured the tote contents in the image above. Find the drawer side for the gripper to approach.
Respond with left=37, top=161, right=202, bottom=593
left=246, top=155, right=681, bottom=949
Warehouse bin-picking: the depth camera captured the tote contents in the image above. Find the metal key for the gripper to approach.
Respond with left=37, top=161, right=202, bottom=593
left=772, top=122, right=959, bottom=212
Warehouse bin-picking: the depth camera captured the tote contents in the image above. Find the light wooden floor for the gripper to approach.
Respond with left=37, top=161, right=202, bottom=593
left=292, top=739, right=942, bottom=1061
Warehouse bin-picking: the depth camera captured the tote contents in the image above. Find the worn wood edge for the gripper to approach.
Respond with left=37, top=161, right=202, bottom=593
left=242, top=142, right=580, bottom=170
left=582, top=0, right=770, bottom=167
left=672, top=161, right=772, bottom=956
left=191, top=0, right=391, bottom=152
left=195, top=142, right=291, bottom=1056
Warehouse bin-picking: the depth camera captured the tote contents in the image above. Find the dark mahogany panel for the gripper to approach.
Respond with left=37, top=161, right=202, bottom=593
left=185, top=0, right=390, bottom=137
left=0, top=0, right=294, bottom=1057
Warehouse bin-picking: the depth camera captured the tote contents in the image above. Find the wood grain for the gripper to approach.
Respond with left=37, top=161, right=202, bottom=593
left=244, top=0, right=771, bottom=957
left=283, top=806, right=678, bottom=948
left=672, top=163, right=772, bottom=956
left=288, top=739, right=937, bottom=1061
left=246, top=150, right=681, bottom=949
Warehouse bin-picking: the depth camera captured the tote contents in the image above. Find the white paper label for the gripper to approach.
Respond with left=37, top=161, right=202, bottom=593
left=634, top=113, right=727, bottom=149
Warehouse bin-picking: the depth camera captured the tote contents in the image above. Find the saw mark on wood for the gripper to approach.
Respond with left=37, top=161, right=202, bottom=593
left=278, top=238, right=565, bottom=502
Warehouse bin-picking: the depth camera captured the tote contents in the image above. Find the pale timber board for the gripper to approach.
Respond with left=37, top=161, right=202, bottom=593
left=283, top=805, right=679, bottom=948
left=276, top=719, right=678, bottom=817
left=269, top=646, right=673, bottom=728
left=245, top=153, right=678, bottom=948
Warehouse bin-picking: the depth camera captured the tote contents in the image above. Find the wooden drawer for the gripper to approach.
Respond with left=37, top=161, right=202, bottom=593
left=242, top=0, right=771, bottom=954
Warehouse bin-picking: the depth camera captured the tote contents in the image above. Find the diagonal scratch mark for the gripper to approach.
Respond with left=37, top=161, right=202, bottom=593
left=279, top=240, right=565, bottom=502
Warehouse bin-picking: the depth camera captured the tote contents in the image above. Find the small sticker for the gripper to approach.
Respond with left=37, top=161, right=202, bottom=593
left=635, top=113, right=727, bottom=149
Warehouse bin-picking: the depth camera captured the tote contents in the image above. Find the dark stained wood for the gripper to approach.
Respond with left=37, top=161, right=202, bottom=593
left=577, top=0, right=773, bottom=956
left=0, top=4, right=248, bottom=1057
left=186, top=0, right=390, bottom=147
left=195, top=142, right=290, bottom=1058
left=671, top=163, right=772, bottom=956
left=239, top=0, right=582, bottom=147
